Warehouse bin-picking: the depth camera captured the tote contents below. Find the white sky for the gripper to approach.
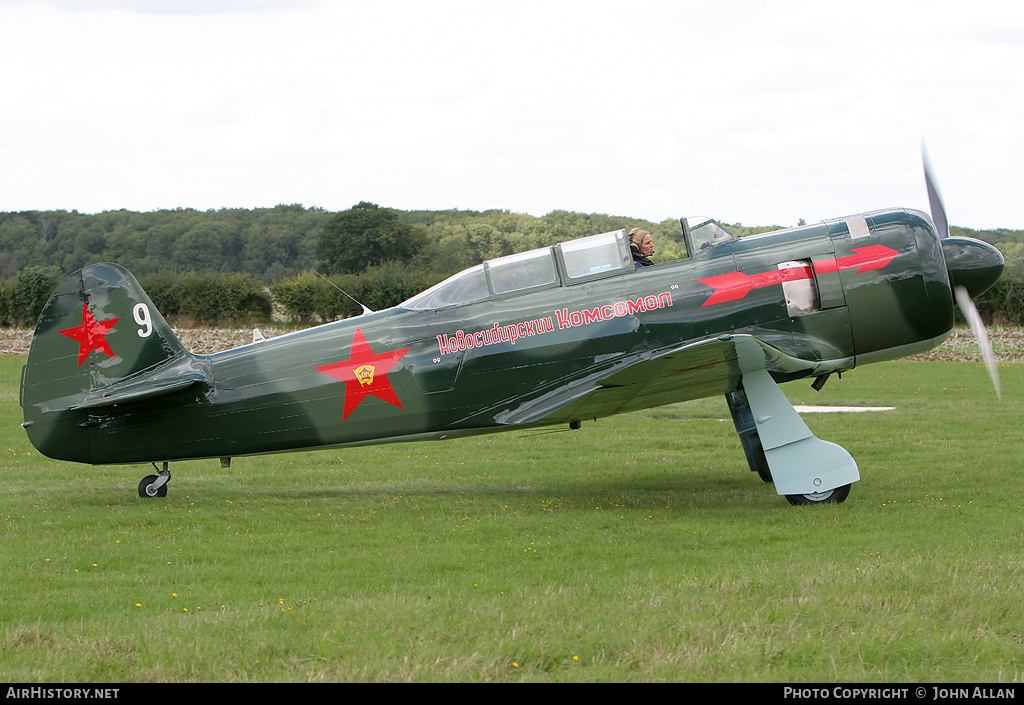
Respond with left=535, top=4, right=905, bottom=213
left=1, top=0, right=1022, bottom=229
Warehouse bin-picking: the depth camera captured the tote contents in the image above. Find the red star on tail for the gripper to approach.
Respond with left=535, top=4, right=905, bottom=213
left=60, top=303, right=120, bottom=366
left=315, top=327, right=410, bottom=420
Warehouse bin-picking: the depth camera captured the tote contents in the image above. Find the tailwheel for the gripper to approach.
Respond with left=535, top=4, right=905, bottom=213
left=138, top=475, right=167, bottom=498
left=785, top=483, right=851, bottom=506
left=138, top=462, right=171, bottom=498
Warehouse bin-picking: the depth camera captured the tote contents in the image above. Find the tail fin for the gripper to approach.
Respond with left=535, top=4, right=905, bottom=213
left=21, top=263, right=207, bottom=462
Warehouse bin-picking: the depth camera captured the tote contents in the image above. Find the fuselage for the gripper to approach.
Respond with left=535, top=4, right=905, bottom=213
left=24, top=207, right=960, bottom=465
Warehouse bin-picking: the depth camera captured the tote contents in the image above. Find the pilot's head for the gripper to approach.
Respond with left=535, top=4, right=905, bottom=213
left=629, top=228, right=654, bottom=257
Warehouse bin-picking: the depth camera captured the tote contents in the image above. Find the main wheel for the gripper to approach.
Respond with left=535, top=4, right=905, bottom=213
left=785, top=483, right=850, bottom=506
left=753, top=444, right=772, bottom=483
left=138, top=474, right=167, bottom=498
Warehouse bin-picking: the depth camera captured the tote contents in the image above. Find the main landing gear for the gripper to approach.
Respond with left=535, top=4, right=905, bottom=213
left=725, top=365, right=859, bottom=506
left=138, top=462, right=171, bottom=498
left=743, top=441, right=853, bottom=505
left=736, top=435, right=853, bottom=505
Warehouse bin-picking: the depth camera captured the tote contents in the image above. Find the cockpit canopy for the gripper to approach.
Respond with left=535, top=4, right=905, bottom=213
left=399, top=218, right=740, bottom=311
left=400, top=229, right=633, bottom=310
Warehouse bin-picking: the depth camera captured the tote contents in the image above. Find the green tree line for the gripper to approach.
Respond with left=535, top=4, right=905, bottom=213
left=2, top=204, right=1024, bottom=327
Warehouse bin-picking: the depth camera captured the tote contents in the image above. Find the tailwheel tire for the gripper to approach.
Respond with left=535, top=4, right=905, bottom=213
left=138, top=475, right=167, bottom=499
left=785, top=483, right=851, bottom=506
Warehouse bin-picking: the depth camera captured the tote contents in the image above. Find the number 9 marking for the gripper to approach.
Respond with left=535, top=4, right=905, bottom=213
left=133, top=303, right=153, bottom=338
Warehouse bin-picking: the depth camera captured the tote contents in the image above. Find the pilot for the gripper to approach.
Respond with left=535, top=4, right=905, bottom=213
left=629, top=228, right=654, bottom=268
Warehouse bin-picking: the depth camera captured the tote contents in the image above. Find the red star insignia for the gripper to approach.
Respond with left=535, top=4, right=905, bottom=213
left=60, top=303, right=120, bottom=366
left=316, top=327, right=410, bottom=420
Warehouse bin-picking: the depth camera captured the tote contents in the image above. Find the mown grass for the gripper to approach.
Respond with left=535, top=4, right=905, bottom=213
left=2, top=355, right=1023, bottom=682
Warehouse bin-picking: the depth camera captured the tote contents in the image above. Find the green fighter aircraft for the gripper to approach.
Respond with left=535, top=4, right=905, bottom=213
left=19, top=161, right=1004, bottom=505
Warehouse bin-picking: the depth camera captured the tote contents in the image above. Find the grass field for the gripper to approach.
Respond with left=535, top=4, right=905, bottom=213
left=2, top=353, right=1023, bottom=682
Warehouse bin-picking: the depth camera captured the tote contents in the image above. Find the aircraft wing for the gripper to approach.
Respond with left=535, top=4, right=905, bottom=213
left=492, top=334, right=827, bottom=427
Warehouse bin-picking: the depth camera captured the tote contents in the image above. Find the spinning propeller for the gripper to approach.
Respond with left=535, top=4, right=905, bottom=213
left=923, top=147, right=1004, bottom=399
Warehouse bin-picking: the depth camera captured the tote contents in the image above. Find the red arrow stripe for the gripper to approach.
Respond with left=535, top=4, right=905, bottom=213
left=698, top=245, right=899, bottom=306
left=812, top=244, right=899, bottom=274
left=699, top=264, right=813, bottom=306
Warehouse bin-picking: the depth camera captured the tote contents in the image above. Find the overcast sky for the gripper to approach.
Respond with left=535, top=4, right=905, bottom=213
left=2, top=0, right=1022, bottom=229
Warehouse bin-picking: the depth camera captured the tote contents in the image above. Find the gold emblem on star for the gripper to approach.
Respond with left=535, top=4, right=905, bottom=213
left=353, top=364, right=375, bottom=387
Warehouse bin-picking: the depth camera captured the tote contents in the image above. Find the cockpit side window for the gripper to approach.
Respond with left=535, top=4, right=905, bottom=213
left=486, top=248, right=558, bottom=295
left=557, top=230, right=632, bottom=281
left=400, top=265, right=488, bottom=310
left=688, top=218, right=738, bottom=252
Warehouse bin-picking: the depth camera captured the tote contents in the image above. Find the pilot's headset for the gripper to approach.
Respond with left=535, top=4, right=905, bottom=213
left=628, top=228, right=653, bottom=256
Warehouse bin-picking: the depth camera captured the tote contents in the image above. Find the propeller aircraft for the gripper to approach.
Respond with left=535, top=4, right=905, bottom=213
left=19, top=158, right=1004, bottom=505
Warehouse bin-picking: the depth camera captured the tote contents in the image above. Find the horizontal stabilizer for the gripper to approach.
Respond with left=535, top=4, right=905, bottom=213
left=70, top=363, right=209, bottom=410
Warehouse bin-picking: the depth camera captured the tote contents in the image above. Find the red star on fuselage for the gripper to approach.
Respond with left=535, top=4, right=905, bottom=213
left=60, top=303, right=120, bottom=366
left=315, top=327, right=410, bottom=420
